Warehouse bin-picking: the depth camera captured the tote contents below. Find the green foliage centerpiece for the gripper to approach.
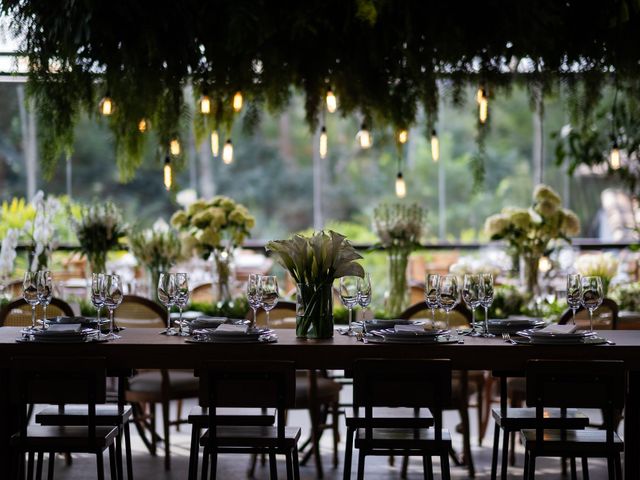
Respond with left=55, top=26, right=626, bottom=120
left=267, top=231, right=364, bottom=339
left=373, top=203, right=425, bottom=317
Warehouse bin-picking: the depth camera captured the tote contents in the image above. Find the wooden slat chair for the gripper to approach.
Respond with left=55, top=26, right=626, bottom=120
left=2, top=279, right=24, bottom=299
left=343, top=359, right=452, bottom=480
left=120, top=295, right=199, bottom=471
left=195, top=361, right=301, bottom=480
left=10, top=356, right=118, bottom=480
left=190, top=283, right=214, bottom=303
left=0, top=297, right=74, bottom=327
left=521, top=360, right=625, bottom=480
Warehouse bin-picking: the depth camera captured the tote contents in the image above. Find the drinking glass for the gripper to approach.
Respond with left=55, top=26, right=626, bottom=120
left=581, top=276, right=604, bottom=332
left=437, top=274, right=459, bottom=330
left=340, top=276, right=359, bottom=336
left=424, top=274, right=441, bottom=324
left=103, top=274, right=123, bottom=340
left=91, top=273, right=106, bottom=340
left=246, top=274, right=262, bottom=329
left=479, top=273, right=494, bottom=337
left=566, top=274, right=582, bottom=325
left=356, top=273, right=372, bottom=321
left=173, top=273, right=190, bottom=336
left=22, top=271, right=39, bottom=333
left=258, top=275, right=279, bottom=329
left=36, top=270, right=53, bottom=330
left=462, top=274, right=482, bottom=336
left=158, top=273, right=177, bottom=335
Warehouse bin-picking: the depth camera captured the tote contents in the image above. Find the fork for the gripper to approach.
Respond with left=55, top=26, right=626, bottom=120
left=502, top=333, right=517, bottom=344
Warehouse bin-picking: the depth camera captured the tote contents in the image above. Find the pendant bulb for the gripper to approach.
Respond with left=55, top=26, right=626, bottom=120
left=610, top=144, right=621, bottom=170
left=233, top=91, right=243, bottom=112
left=99, top=96, right=114, bottom=116
left=138, top=119, right=148, bottom=133
left=163, top=156, right=172, bottom=190
left=395, top=172, right=406, bottom=198
left=211, top=131, right=220, bottom=157
left=357, top=124, right=372, bottom=149
left=477, top=88, right=488, bottom=123
left=319, top=126, right=328, bottom=159
left=170, top=139, right=181, bottom=156
left=398, top=129, right=408, bottom=144
left=431, top=129, right=440, bottom=162
left=326, top=89, right=337, bottom=113
left=200, top=95, right=211, bottom=114
left=222, top=139, right=234, bottom=164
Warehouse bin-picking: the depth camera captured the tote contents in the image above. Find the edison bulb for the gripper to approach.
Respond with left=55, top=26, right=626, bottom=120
left=233, top=91, right=243, bottom=112
left=319, top=126, right=328, bottom=159
left=395, top=172, right=406, bottom=198
left=476, top=88, right=485, bottom=104
left=357, top=124, right=372, bottom=149
left=163, top=157, right=172, bottom=190
left=200, top=95, right=211, bottom=114
left=211, top=131, right=219, bottom=157
left=479, top=98, right=488, bottom=123
left=610, top=146, right=621, bottom=170
left=326, top=90, right=337, bottom=113
left=170, top=139, right=181, bottom=156
left=398, top=129, right=408, bottom=144
left=99, top=96, right=113, bottom=116
left=431, top=129, right=440, bottom=162
left=138, top=119, right=148, bottom=133
left=222, top=139, right=234, bottom=164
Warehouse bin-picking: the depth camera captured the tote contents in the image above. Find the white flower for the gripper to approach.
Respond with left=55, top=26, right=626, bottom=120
left=0, top=229, right=19, bottom=277
left=576, top=253, right=619, bottom=281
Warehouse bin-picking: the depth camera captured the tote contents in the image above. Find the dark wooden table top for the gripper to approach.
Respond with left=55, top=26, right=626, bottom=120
left=0, top=328, right=639, bottom=371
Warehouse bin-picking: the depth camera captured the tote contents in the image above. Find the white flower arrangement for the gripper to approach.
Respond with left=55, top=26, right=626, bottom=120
left=576, top=252, right=620, bottom=296
left=23, top=190, right=61, bottom=271
left=129, top=219, right=183, bottom=273
left=0, top=229, right=19, bottom=278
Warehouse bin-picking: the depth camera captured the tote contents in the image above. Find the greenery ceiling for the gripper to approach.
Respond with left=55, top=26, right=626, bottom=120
left=2, top=0, right=640, bottom=182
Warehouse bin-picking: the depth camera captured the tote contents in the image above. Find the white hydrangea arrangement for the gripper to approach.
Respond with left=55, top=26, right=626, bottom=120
left=129, top=219, right=183, bottom=274
left=24, top=190, right=61, bottom=271
left=0, top=229, right=19, bottom=279
left=576, top=252, right=619, bottom=296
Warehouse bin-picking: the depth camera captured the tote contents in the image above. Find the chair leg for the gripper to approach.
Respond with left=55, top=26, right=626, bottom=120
left=47, top=452, right=54, bottom=480
left=343, top=427, right=354, bottom=480
left=477, top=376, right=485, bottom=446
left=422, top=455, right=433, bottom=480
left=116, top=428, right=124, bottom=480
left=401, top=455, right=409, bottom=478
left=607, top=456, right=616, bottom=480
left=308, top=405, right=324, bottom=479
left=331, top=402, right=340, bottom=468
left=522, top=450, right=529, bottom=480
left=247, top=454, right=258, bottom=477
left=269, top=450, right=278, bottom=480
left=292, top=446, right=301, bottom=480
left=528, top=454, right=536, bottom=480
left=356, top=450, right=365, bottom=480
left=615, top=454, right=622, bottom=480
left=176, top=399, right=183, bottom=432
left=500, top=427, right=509, bottom=480
left=35, top=452, right=43, bottom=480
left=188, top=426, right=200, bottom=480
left=441, top=452, right=451, bottom=480
left=162, top=400, right=171, bottom=471
left=570, top=457, right=578, bottom=480
left=459, top=405, right=475, bottom=477
left=210, top=450, right=217, bottom=480
left=96, top=450, right=105, bottom=480
left=109, top=444, right=117, bottom=480
left=286, top=451, right=293, bottom=480
left=124, top=422, right=133, bottom=480
left=582, top=457, right=589, bottom=480
left=509, top=431, right=516, bottom=466
left=490, top=422, right=500, bottom=480
left=27, top=451, right=34, bottom=480
left=201, top=447, right=209, bottom=480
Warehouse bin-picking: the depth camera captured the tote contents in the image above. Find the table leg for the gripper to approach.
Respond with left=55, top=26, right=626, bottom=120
left=625, top=371, right=640, bottom=479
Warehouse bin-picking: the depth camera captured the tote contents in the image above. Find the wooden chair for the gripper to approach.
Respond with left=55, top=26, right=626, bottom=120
left=120, top=295, right=199, bottom=471
left=343, top=359, right=452, bottom=480
left=191, top=283, right=214, bottom=303
left=195, top=360, right=301, bottom=480
left=521, top=360, right=625, bottom=480
left=558, top=298, right=619, bottom=330
left=10, top=356, right=118, bottom=480
left=0, top=297, right=74, bottom=327
left=2, top=279, right=23, bottom=299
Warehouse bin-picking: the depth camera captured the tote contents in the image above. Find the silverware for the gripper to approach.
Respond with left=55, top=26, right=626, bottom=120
left=502, top=333, right=517, bottom=345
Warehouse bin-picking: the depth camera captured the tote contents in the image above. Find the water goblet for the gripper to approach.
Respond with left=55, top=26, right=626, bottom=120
left=36, top=270, right=53, bottom=330
left=340, top=276, right=359, bottom=336
left=103, top=274, right=123, bottom=340
left=356, top=273, right=372, bottom=321
left=91, top=273, right=106, bottom=340
left=22, top=272, right=39, bottom=333
left=566, top=274, right=582, bottom=325
left=246, top=274, right=262, bottom=329
left=479, top=273, right=494, bottom=337
left=437, top=275, right=459, bottom=331
left=462, top=274, right=482, bottom=336
left=424, top=274, right=441, bottom=325
left=173, top=273, right=190, bottom=336
left=258, top=275, right=279, bottom=329
left=158, top=273, right=177, bottom=335
left=581, top=276, right=603, bottom=333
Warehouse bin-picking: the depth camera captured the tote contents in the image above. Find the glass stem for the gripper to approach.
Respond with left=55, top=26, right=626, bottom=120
left=31, top=305, right=36, bottom=330
left=446, top=310, right=450, bottom=330
left=348, top=307, right=353, bottom=333
left=109, top=309, right=115, bottom=336
left=471, top=308, right=476, bottom=331
left=97, top=306, right=101, bottom=324
left=43, top=305, right=47, bottom=328
left=431, top=308, right=436, bottom=324
left=266, top=311, right=270, bottom=330
left=178, top=307, right=183, bottom=335
left=484, top=306, right=489, bottom=335
left=252, top=307, right=257, bottom=329
left=589, top=309, right=593, bottom=332
left=572, top=308, right=576, bottom=325
left=167, top=307, right=171, bottom=332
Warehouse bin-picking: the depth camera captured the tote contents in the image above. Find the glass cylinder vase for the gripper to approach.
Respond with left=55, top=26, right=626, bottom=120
left=296, top=283, right=334, bottom=339
left=387, top=250, right=410, bottom=317
left=211, top=249, right=235, bottom=304
left=519, top=253, right=541, bottom=298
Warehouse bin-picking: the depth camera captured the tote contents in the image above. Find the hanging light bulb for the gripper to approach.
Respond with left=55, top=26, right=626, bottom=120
left=398, top=129, right=408, bottom=144
left=610, top=143, right=621, bottom=170
left=356, top=124, right=372, bottom=149
left=211, top=131, right=220, bottom=157
left=99, top=96, right=114, bottom=116
left=431, top=129, right=440, bottom=162
left=319, top=126, right=328, bottom=159
left=395, top=172, right=406, bottom=198
left=477, top=88, right=488, bottom=123
left=222, top=139, right=234, bottom=164
left=138, top=119, right=148, bottom=133
left=170, top=139, right=181, bottom=156
left=326, top=89, right=337, bottom=113
left=233, top=91, right=243, bottom=112
left=163, top=156, right=172, bottom=190
left=476, top=88, right=485, bottom=104
left=200, top=95, right=211, bottom=114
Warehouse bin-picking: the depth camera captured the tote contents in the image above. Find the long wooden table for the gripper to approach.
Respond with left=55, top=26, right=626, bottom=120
left=0, top=327, right=639, bottom=478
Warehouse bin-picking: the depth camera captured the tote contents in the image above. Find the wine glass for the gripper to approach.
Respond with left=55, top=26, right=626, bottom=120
left=22, top=271, right=39, bottom=333
left=36, top=270, right=53, bottom=330
left=581, top=276, right=603, bottom=333
left=103, top=274, right=123, bottom=340
left=158, top=273, right=177, bottom=335
left=173, top=273, right=190, bottom=337
left=91, top=273, right=106, bottom=340
left=566, top=274, right=582, bottom=325
left=437, top=275, right=459, bottom=331
left=246, top=274, right=262, bottom=329
left=424, top=273, right=441, bottom=325
left=356, top=273, right=372, bottom=321
left=258, top=275, right=279, bottom=329
left=340, top=276, right=359, bottom=336
left=462, top=274, right=482, bottom=336
left=479, top=273, right=494, bottom=337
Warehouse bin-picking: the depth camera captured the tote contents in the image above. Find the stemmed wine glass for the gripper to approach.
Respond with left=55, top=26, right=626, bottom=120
left=340, top=276, right=359, bottom=336
left=246, top=274, right=262, bottom=329
left=36, top=270, right=53, bottom=330
left=462, top=274, right=482, bottom=336
left=424, top=273, right=441, bottom=325
left=258, top=275, right=279, bottom=329
left=356, top=273, right=372, bottom=321
left=103, top=274, right=123, bottom=340
left=22, top=271, right=39, bottom=333
left=158, top=273, right=177, bottom=335
left=91, top=273, right=106, bottom=340
left=437, top=275, right=459, bottom=331
left=567, top=274, right=582, bottom=326
left=173, top=273, right=190, bottom=336
left=479, top=273, right=494, bottom=337
left=581, top=276, right=604, bottom=333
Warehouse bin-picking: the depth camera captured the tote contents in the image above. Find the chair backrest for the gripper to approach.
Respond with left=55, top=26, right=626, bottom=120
left=398, top=301, right=472, bottom=328
left=116, top=295, right=166, bottom=328
left=198, top=361, right=295, bottom=446
left=4, top=279, right=23, bottom=299
left=191, top=283, right=214, bottom=303
left=0, top=297, right=75, bottom=327
left=558, top=298, right=619, bottom=330
left=526, top=360, right=625, bottom=448
left=353, top=359, right=451, bottom=440
left=251, top=301, right=296, bottom=328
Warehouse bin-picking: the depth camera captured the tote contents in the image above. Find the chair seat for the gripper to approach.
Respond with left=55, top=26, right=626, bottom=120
left=11, top=425, right=118, bottom=451
left=346, top=408, right=434, bottom=429
left=521, top=429, right=624, bottom=455
left=199, top=425, right=301, bottom=448
left=126, top=370, right=199, bottom=397
left=187, top=406, right=276, bottom=427
left=492, top=407, right=589, bottom=430
left=36, top=404, right=132, bottom=426
left=355, top=427, right=451, bottom=450
left=294, top=372, right=341, bottom=406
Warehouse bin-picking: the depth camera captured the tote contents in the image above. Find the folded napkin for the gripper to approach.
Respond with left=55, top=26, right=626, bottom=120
left=190, top=316, right=228, bottom=329
left=394, top=324, right=424, bottom=333
left=36, top=324, right=83, bottom=335
left=536, top=324, right=577, bottom=335
left=212, top=324, right=248, bottom=335
left=54, top=316, right=89, bottom=324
